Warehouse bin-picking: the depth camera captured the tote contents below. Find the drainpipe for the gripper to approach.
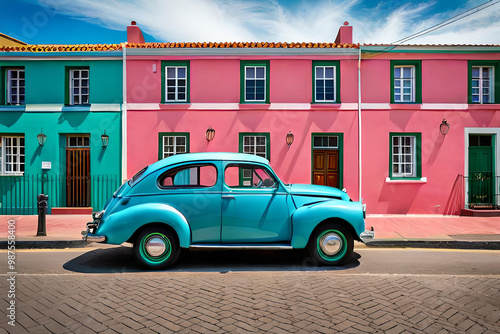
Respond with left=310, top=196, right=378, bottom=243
left=121, top=42, right=128, bottom=183
left=358, top=46, right=362, bottom=202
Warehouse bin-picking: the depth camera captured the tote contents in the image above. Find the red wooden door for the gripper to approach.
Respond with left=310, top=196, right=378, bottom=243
left=312, top=150, right=339, bottom=188
left=66, top=147, right=90, bottom=207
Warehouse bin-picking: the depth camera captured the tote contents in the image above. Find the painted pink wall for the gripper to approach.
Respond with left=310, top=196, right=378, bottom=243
left=127, top=60, right=162, bottom=103
left=361, top=60, right=390, bottom=103
left=422, top=60, right=468, bottom=103
left=269, top=60, right=311, bottom=103
left=127, top=109, right=360, bottom=200
left=191, top=59, right=240, bottom=103
left=340, top=59, right=359, bottom=103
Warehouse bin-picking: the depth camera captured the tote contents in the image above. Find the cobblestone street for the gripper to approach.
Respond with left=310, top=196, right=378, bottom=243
left=2, top=271, right=500, bottom=333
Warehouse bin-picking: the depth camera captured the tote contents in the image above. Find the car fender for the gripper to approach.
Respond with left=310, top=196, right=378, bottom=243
left=291, top=200, right=365, bottom=248
left=96, top=203, right=191, bottom=247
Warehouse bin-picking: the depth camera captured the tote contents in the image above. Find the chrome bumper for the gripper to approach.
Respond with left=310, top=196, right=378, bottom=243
left=82, top=222, right=106, bottom=243
left=360, top=227, right=375, bottom=243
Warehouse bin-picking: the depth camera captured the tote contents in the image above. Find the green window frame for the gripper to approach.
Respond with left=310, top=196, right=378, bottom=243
left=239, top=132, right=270, bottom=160
left=65, top=66, right=90, bottom=106
left=158, top=132, right=190, bottom=160
left=468, top=60, right=499, bottom=104
left=312, top=61, right=340, bottom=103
left=161, top=60, right=190, bottom=103
left=389, top=132, right=422, bottom=180
left=390, top=60, right=422, bottom=104
left=240, top=60, right=270, bottom=104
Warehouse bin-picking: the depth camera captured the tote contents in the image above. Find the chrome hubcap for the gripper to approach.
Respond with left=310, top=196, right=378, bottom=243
left=145, top=237, right=166, bottom=257
left=319, top=233, right=343, bottom=256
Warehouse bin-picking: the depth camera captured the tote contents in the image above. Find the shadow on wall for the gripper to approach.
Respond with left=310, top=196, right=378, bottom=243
left=58, top=112, right=89, bottom=127
left=378, top=182, right=423, bottom=214
left=0, top=111, right=23, bottom=127
left=443, top=174, right=465, bottom=216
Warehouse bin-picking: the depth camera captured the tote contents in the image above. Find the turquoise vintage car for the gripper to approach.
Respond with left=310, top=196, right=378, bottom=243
left=83, top=152, right=373, bottom=269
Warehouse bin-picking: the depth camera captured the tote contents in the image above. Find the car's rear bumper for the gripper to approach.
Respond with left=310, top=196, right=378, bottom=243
left=82, top=222, right=107, bottom=243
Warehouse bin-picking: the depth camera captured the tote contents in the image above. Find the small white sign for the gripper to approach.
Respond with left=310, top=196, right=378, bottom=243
left=42, top=161, right=52, bottom=170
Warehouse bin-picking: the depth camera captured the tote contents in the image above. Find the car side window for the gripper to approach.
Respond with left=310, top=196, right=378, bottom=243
left=159, top=164, right=217, bottom=188
left=224, top=164, right=276, bottom=188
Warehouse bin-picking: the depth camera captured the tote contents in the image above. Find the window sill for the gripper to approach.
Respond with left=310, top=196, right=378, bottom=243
left=62, top=105, right=91, bottom=112
left=467, top=104, right=500, bottom=110
left=238, top=103, right=270, bottom=110
left=159, top=103, right=191, bottom=109
left=0, top=105, right=25, bottom=111
left=390, top=104, right=422, bottom=110
left=385, top=177, right=427, bottom=183
left=310, top=103, right=341, bottom=109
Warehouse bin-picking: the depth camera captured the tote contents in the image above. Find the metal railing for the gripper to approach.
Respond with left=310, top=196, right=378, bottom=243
left=0, top=174, right=120, bottom=215
left=464, top=173, right=500, bottom=210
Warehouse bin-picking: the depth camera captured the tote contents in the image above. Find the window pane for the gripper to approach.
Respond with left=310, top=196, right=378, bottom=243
left=167, top=67, right=175, bottom=78
left=246, top=67, right=255, bottom=79
left=325, top=67, right=334, bottom=78
left=316, top=67, right=323, bottom=79
left=256, top=67, right=265, bottom=78
left=178, top=67, right=186, bottom=78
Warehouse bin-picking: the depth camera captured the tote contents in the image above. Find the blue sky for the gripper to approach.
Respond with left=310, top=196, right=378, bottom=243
left=1, top=0, right=499, bottom=45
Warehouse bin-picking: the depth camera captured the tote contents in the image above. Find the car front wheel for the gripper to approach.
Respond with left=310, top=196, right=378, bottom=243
left=308, top=223, right=353, bottom=265
left=133, top=227, right=180, bottom=269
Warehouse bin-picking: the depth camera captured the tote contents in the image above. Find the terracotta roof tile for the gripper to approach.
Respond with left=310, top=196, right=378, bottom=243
left=0, top=41, right=361, bottom=52
left=0, top=44, right=122, bottom=52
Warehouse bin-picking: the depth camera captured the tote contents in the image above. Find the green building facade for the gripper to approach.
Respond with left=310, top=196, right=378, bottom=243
left=0, top=50, right=123, bottom=214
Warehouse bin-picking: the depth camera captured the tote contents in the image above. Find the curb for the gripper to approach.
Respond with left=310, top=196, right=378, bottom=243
left=2, top=240, right=500, bottom=250
left=0, top=240, right=89, bottom=249
left=365, top=240, right=500, bottom=250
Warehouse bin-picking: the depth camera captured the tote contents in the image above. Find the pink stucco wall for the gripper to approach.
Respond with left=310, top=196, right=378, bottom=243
left=269, top=60, right=311, bottom=103
left=127, top=109, right=361, bottom=200
left=125, top=52, right=500, bottom=214
left=422, top=60, right=467, bottom=103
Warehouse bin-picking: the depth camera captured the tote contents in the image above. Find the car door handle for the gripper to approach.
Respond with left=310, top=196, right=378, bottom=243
left=222, top=195, right=235, bottom=200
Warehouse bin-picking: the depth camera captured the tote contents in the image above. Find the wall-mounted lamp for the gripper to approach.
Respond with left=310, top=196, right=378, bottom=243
left=37, top=129, right=47, bottom=146
left=286, top=131, right=294, bottom=147
left=101, top=130, right=109, bottom=147
left=206, top=126, right=215, bottom=141
left=439, top=119, right=450, bottom=135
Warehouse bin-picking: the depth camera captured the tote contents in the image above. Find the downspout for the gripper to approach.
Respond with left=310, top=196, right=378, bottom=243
left=121, top=42, right=128, bottom=183
left=358, top=46, right=362, bottom=202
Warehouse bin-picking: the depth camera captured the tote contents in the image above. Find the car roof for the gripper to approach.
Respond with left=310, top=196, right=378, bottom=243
left=147, top=152, right=269, bottom=172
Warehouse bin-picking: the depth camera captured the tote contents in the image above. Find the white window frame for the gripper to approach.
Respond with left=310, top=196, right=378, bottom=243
left=0, top=136, right=25, bottom=176
left=69, top=69, right=89, bottom=105
left=314, top=66, right=336, bottom=102
left=392, top=135, right=416, bottom=178
left=162, top=135, right=187, bottom=158
left=394, top=66, right=415, bottom=103
left=472, top=66, right=494, bottom=104
left=7, top=68, right=25, bottom=105
left=244, top=66, right=266, bottom=102
left=165, top=66, right=187, bottom=102
left=242, top=135, right=267, bottom=159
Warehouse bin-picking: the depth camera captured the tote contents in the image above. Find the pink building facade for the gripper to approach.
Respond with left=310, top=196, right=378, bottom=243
left=124, top=23, right=500, bottom=215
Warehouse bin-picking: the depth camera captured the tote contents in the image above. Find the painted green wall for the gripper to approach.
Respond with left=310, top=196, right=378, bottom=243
left=1, top=60, right=122, bottom=104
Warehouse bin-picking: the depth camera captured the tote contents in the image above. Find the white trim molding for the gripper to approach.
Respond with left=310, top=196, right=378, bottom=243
left=385, top=177, right=427, bottom=183
left=25, top=104, right=64, bottom=112
left=90, top=104, right=121, bottom=112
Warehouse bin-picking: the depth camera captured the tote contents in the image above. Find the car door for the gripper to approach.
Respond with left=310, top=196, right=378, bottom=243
left=157, top=161, right=222, bottom=243
left=221, top=162, right=291, bottom=244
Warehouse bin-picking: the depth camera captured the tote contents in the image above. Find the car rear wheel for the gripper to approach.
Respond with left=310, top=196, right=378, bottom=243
left=308, top=223, right=353, bottom=265
left=133, top=227, right=180, bottom=269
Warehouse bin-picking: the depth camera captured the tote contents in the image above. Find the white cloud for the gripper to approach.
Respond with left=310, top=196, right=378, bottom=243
left=38, top=0, right=500, bottom=44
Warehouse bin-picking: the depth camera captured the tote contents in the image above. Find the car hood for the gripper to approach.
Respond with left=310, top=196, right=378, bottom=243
left=289, top=184, right=350, bottom=201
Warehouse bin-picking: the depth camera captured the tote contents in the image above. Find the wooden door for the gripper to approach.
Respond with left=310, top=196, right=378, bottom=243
left=66, top=142, right=90, bottom=207
left=313, top=150, right=339, bottom=188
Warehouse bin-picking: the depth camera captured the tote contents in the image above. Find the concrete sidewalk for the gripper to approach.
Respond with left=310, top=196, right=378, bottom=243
left=1, top=214, right=500, bottom=249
